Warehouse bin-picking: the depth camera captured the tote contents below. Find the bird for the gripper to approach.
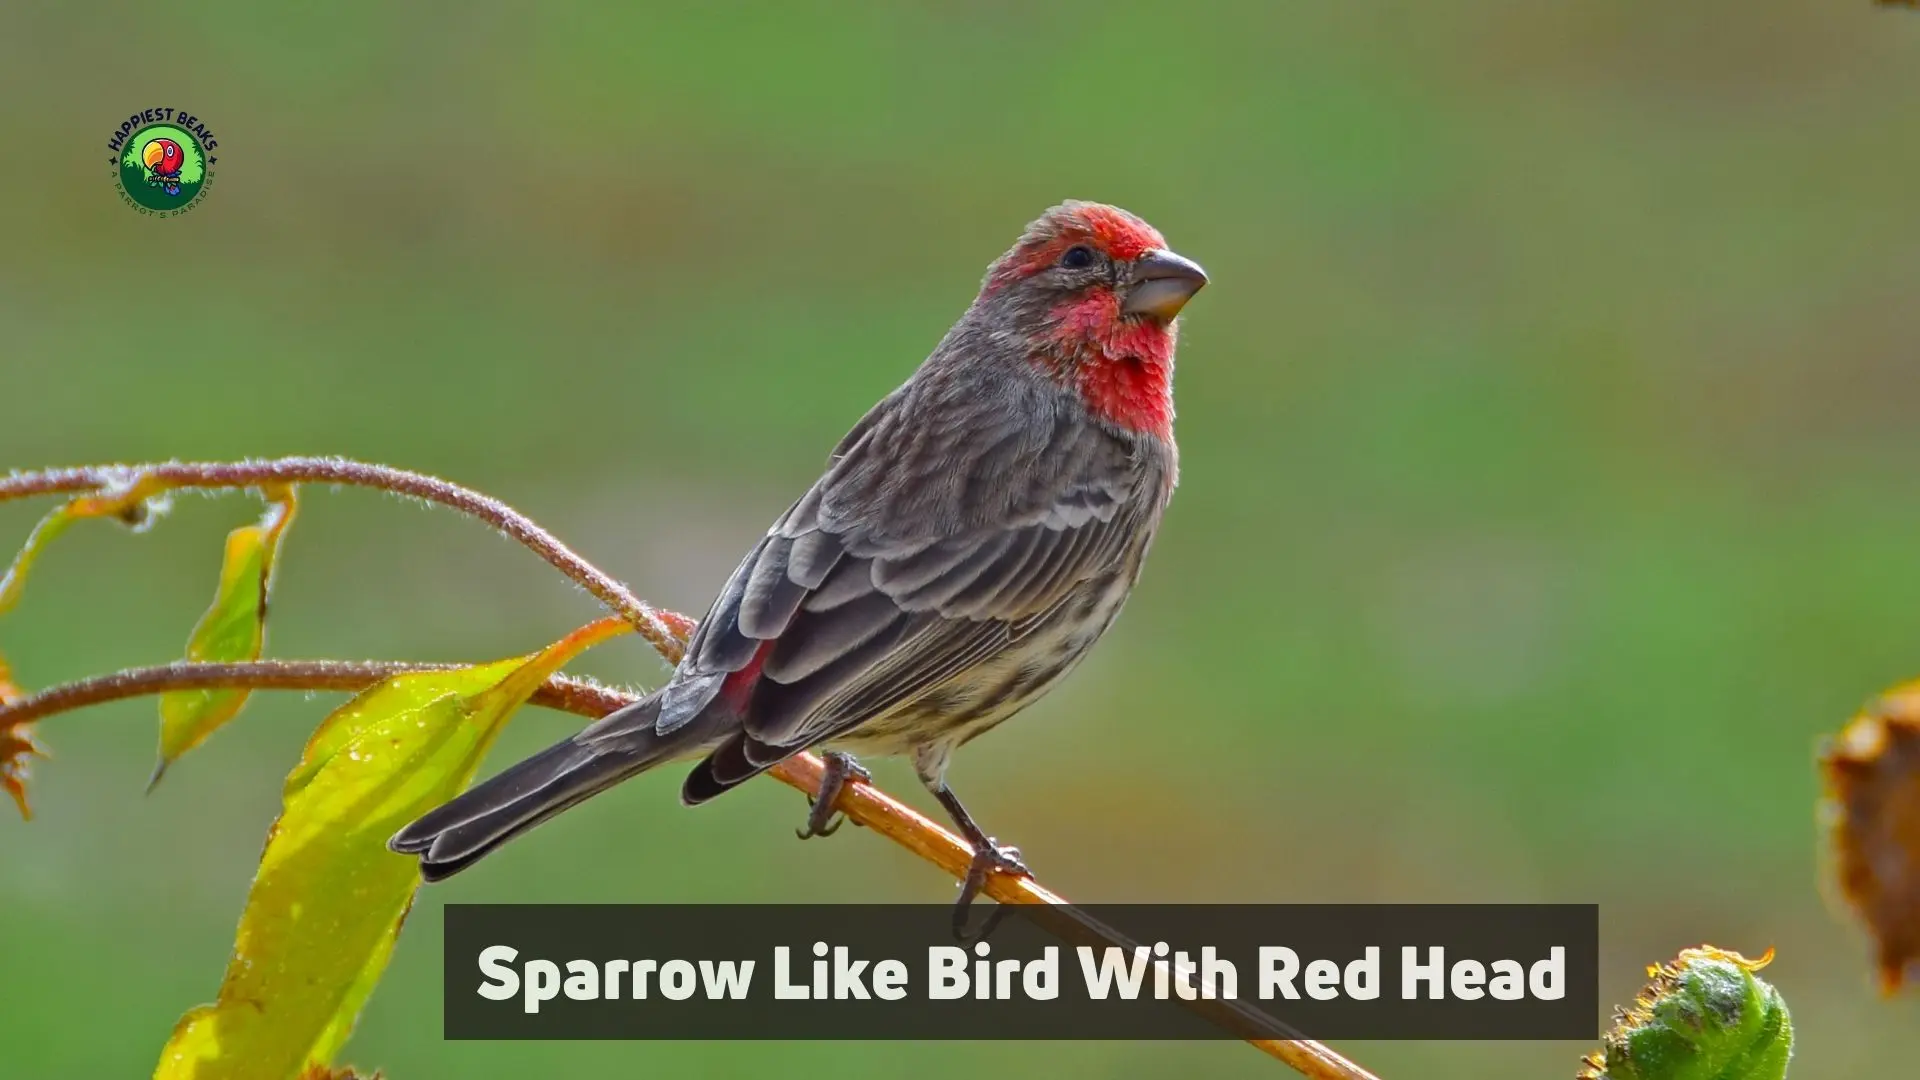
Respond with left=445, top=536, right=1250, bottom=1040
left=390, top=200, right=1207, bottom=934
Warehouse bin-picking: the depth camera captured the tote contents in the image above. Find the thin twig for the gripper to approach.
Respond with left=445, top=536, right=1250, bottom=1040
left=0, top=459, right=693, bottom=664
left=0, top=660, right=1379, bottom=1080
left=0, top=660, right=631, bottom=728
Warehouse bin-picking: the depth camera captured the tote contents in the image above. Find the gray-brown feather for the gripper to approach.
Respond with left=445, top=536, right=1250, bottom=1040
left=621, top=259, right=1173, bottom=795
left=394, top=199, right=1188, bottom=880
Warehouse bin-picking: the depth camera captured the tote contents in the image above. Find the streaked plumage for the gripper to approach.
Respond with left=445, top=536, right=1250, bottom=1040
left=391, top=201, right=1207, bottom=911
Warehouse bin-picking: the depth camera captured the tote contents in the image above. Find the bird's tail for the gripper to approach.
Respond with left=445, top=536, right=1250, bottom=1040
left=389, top=692, right=683, bottom=881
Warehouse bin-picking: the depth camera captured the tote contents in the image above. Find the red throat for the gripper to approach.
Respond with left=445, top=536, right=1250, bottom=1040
left=1048, top=289, right=1176, bottom=439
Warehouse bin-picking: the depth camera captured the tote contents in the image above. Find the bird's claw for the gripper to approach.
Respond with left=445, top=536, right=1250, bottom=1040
left=795, top=815, right=846, bottom=840
left=951, top=840, right=1030, bottom=943
left=796, top=752, right=870, bottom=840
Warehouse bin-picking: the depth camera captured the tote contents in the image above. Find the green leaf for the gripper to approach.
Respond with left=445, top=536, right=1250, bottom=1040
left=1582, top=946, right=1794, bottom=1080
left=151, top=488, right=298, bottom=789
left=153, top=618, right=629, bottom=1080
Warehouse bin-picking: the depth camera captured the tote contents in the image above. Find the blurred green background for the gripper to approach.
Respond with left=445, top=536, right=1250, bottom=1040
left=4, top=2, right=1918, bottom=1076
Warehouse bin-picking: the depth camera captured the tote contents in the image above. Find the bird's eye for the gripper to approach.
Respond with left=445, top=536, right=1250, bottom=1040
left=1058, top=245, right=1095, bottom=270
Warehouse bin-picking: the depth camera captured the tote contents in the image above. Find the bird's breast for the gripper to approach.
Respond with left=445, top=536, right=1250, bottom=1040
left=827, top=558, right=1143, bottom=759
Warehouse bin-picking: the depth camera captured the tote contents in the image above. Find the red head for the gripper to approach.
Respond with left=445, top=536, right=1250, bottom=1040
left=979, top=201, right=1207, bottom=439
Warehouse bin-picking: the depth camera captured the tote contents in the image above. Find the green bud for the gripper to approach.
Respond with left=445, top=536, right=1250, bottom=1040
left=1579, top=947, right=1793, bottom=1080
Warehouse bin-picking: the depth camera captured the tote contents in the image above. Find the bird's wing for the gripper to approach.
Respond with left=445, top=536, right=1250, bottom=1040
left=742, top=481, right=1149, bottom=748
left=581, top=375, right=1162, bottom=762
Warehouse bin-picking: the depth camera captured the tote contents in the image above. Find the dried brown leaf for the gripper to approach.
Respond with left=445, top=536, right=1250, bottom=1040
left=0, top=718, right=44, bottom=819
left=1820, top=680, right=1920, bottom=992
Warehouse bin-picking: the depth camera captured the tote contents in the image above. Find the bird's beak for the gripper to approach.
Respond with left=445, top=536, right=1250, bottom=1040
left=1123, top=249, right=1209, bottom=320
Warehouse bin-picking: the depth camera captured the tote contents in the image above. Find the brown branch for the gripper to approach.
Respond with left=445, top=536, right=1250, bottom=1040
left=3, top=462, right=1378, bottom=1078
left=0, top=459, right=693, bottom=664
left=0, top=660, right=1379, bottom=1080
left=771, top=754, right=1378, bottom=1079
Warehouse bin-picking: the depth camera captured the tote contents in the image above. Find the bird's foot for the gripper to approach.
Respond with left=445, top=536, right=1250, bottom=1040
left=795, top=752, right=870, bottom=840
left=952, top=839, right=1031, bottom=943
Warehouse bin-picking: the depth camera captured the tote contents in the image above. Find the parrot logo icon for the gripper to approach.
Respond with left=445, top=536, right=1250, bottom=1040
left=143, top=137, right=186, bottom=196
left=108, top=108, right=218, bottom=216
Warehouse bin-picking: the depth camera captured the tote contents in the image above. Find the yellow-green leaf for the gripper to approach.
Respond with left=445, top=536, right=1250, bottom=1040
left=0, top=473, right=171, bottom=618
left=0, top=506, right=80, bottom=618
left=1, top=474, right=170, bottom=818
left=152, top=487, right=298, bottom=789
left=0, top=654, right=21, bottom=706
left=154, top=617, right=629, bottom=1080
left=0, top=509, right=74, bottom=821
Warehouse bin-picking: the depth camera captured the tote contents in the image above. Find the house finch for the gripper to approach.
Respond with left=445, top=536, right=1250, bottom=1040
left=391, top=201, right=1207, bottom=932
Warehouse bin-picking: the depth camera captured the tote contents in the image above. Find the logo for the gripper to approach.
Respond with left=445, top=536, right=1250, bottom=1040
left=108, top=108, right=218, bottom=216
